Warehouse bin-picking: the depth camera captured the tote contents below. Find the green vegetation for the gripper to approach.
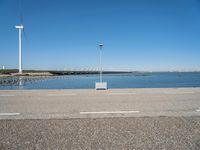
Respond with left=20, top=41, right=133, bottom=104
left=0, top=69, right=18, bottom=74
left=0, top=69, right=50, bottom=74
left=23, top=70, right=48, bottom=73
left=0, top=69, right=132, bottom=76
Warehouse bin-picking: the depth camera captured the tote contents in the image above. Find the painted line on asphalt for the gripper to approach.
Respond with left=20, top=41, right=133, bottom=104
left=0, top=113, right=20, bottom=116
left=195, top=109, right=200, bottom=112
left=46, top=93, right=77, bottom=96
left=0, top=95, right=15, bottom=97
left=163, top=92, right=195, bottom=95
left=80, top=110, right=140, bottom=114
left=107, top=93, right=136, bottom=96
left=107, top=91, right=195, bottom=96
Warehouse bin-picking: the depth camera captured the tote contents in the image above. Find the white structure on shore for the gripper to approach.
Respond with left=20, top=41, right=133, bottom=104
left=15, top=24, right=24, bottom=73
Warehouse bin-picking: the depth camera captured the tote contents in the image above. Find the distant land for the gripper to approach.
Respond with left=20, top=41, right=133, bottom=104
left=0, top=69, right=132, bottom=76
left=0, top=69, right=200, bottom=77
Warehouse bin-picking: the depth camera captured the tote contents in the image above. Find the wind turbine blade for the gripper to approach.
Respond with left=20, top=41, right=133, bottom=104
left=23, top=27, right=30, bottom=48
left=18, top=0, right=23, bottom=24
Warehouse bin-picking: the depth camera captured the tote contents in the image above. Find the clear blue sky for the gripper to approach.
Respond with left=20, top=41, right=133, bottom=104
left=0, top=0, right=200, bottom=71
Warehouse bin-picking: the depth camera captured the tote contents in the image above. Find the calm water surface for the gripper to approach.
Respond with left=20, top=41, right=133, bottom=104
left=0, top=72, right=200, bottom=90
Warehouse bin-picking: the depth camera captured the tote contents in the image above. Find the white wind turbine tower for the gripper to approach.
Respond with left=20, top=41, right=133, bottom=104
left=15, top=0, right=25, bottom=74
left=15, top=24, right=24, bottom=74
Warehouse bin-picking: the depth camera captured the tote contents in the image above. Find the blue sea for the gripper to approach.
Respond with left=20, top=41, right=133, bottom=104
left=0, top=72, right=200, bottom=90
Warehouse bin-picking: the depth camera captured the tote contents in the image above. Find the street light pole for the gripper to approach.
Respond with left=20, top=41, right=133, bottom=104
left=95, top=43, right=107, bottom=90
left=99, top=44, right=103, bottom=82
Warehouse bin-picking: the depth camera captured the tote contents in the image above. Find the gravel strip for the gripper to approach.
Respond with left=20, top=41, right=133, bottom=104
left=0, top=117, right=200, bottom=150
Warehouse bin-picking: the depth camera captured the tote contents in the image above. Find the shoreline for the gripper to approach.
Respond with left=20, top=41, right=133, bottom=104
left=0, top=87, right=200, bottom=91
left=0, top=87, right=200, bottom=93
left=1, top=85, right=200, bottom=91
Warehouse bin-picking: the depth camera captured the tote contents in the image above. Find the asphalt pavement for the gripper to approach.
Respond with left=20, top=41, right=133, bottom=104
left=0, top=88, right=200, bottom=149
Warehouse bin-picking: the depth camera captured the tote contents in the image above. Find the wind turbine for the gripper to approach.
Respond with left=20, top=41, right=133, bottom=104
left=15, top=0, right=25, bottom=74
left=15, top=24, right=24, bottom=74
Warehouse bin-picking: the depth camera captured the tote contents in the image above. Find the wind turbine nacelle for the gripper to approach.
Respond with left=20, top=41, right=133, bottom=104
left=15, top=25, right=24, bottom=29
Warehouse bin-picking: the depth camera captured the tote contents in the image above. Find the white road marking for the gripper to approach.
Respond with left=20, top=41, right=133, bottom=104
left=164, top=92, right=195, bottom=95
left=46, top=93, right=76, bottom=96
left=0, top=95, right=15, bottom=97
left=195, top=109, right=200, bottom=112
left=107, top=91, right=195, bottom=96
left=0, top=113, right=20, bottom=116
left=80, top=110, right=140, bottom=114
left=108, top=93, right=136, bottom=96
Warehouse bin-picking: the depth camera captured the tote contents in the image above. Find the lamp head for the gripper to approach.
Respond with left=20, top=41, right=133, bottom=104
left=99, top=43, right=103, bottom=49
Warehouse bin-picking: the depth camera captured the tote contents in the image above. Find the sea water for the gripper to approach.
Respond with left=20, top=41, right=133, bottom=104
left=0, top=72, right=200, bottom=90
